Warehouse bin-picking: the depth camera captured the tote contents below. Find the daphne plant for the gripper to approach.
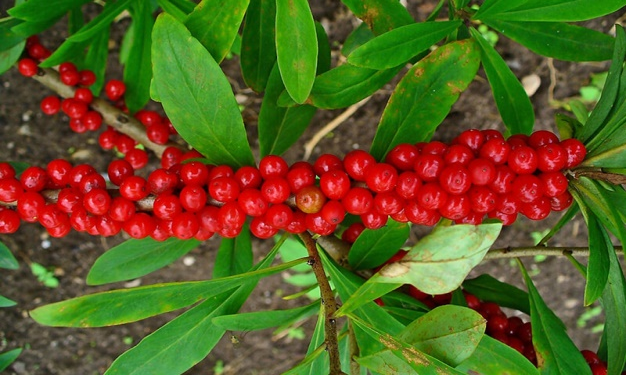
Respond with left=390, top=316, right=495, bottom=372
left=1, top=0, right=626, bottom=374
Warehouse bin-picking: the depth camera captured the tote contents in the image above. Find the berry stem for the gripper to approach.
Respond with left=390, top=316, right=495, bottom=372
left=570, top=168, right=626, bottom=185
left=29, top=67, right=181, bottom=157
left=298, top=231, right=345, bottom=375
left=484, top=246, right=624, bottom=259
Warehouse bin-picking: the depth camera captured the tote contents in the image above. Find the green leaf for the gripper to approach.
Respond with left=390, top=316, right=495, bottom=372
left=472, top=0, right=527, bottom=21
left=555, top=113, right=582, bottom=139
left=479, top=0, right=626, bottom=22
left=581, top=210, right=611, bottom=306
left=348, top=220, right=410, bottom=270
left=470, top=27, right=534, bottom=135
left=597, top=236, right=626, bottom=375
left=398, top=305, right=486, bottom=366
left=83, top=25, right=109, bottom=95
left=285, top=309, right=329, bottom=375
left=342, top=22, right=374, bottom=57
left=68, top=0, right=135, bottom=42
left=123, top=1, right=154, bottom=114
left=86, top=237, right=200, bottom=286
left=0, top=39, right=23, bottom=75
left=376, top=223, right=502, bottom=295
left=462, top=274, right=530, bottom=314
left=152, top=13, right=255, bottom=167
left=212, top=301, right=319, bottom=331
left=347, top=20, right=462, bottom=70
left=456, top=335, right=540, bottom=375
left=184, top=0, right=249, bottom=63
left=484, top=20, right=614, bottom=62
left=0, top=295, right=17, bottom=308
left=0, top=348, right=22, bottom=372
left=156, top=0, right=195, bottom=21
left=105, top=244, right=280, bottom=375
left=10, top=16, right=61, bottom=38
left=240, top=0, right=277, bottom=92
left=517, top=260, right=591, bottom=374
left=278, top=63, right=402, bottom=109
left=356, top=350, right=418, bottom=374
left=257, top=64, right=316, bottom=157
left=0, top=17, right=25, bottom=51
left=0, top=241, right=18, bottom=270
left=314, top=21, right=331, bottom=75
left=369, top=39, right=480, bottom=160
left=213, top=224, right=253, bottom=278
left=9, top=0, right=91, bottom=21
left=275, top=0, right=317, bottom=104
left=340, top=0, right=414, bottom=35
left=30, top=257, right=305, bottom=327
left=38, top=39, right=87, bottom=68
left=67, top=6, right=84, bottom=35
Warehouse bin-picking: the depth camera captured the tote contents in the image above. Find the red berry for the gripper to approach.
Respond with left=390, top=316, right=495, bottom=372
left=320, top=200, right=346, bottom=225
left=151, top=219, right=174, bottom=241
left=208, top=165, right=234, bottom=180
left=320, top=170, right=351, bottom=200
left=78, top=70, right=96, bottom=86
left=305, top=212, right=337, bottom=235
left=515, top=322, right=533, bottom=343
left=496, top=193, right=521, bottom=215
left=40, top=96, right=61, bottom=115
left=342, top=187, right=374, bottom=215
left=0, top=163, right=16, bottom=180
left=46, top=159, right=72, bottom=186
left=414, top=155, right=444, bottom=182
left=0, top=178, right=23, bottom=202
left=482, top=130, right=505, bottom=142
left=464, top=293, right=481, bottom=310
left=147, top=123, right=170, bottom=145
left=507, top=134, right=529, bottom=149
left=82, top=111, right=102, bottom=131
left=235, top=166, right=263, bottom=190
left=416, top=183, right=448, bottom=211
left=590, top=363, right=607, bottom=375
left=456, top=129, right=485, bottom=152
left=405, top=200, right=440, bottom=226
left=374, top=191, right=405, bottom=215
left=489, top=165, right=517, bottom=194
left=265, top=203, right=294, bottom=229
left=539, top=171, right=568, bottom=197
left=69, top=118, right=87, bottom=133
left=68, top=164, right=97, bottom=190
left=58, top=62, right=76, bottom=73
left=172, top=212, right=200, bottom=239
left=18, top=58, right=38, bottom=77
left=508, top=146, right=538, bottom=174
left=119, top=176, right=148, bottom=201
left=61, top=98, right=88, bottom=119
left=438, top=164, right=471, bottom=195
left=456, top=211, right=484, bottom=225
left=468, top=159, right=496, bottom=186
left=0, top=209, right=20, bottom=233
left=123, top=213, right=156, bottom=239
left=161, top=147, right=184, bottom=169
left=366, top=163, right=398, bottom=193
left=550, top=190, right=573, bottom=211
left=512, top=175, right=544, bottom=203
left=153, top=194, right=182, bottom=220
left=47, top=222, right=71, bottom=238
left=69, top=207, right=96, bottom=233
left=17, top=191, right=45, bottom=222
left=385, top=143, right=419, bottom=171
left=468, top=186, right=498, bottom=214
left=536, top=143, right=567, bottom=172
left=39, top=204, right=69, bottom=229
left=422, top=141, right=448, bottom=156
left=520, top=196, right=551, bottom=220
left=560, top=138, right=587, bottom=168
left=180, top=161, right=210, bottom=186
left=581, top=350, right=602, bottom=366
left=342, top=222, right=365, bottom=243
left=479, top=138, right=510, bottom=165
left=108, top=196, right=136, bottom=222
left=219, top=201, right=246, bottom=231
left=99, top=128, right=119, bottom=150
left=313, top=154, right=343, bottom=176
left=259, top=155, right=289, bottom=179
left=250, top=216, right=279, bottom=239
left=78, top=173, right=106, bottom=194
left=135, top=110, right=162, bottom=127
left=179, top=185, right=208, bottom=212
left=285, top=210, right=307, bottom=234
left=360, top=208, right=388, bottom=229
left=343, top=150, right=375, bottom=181
left=198, top=205, right=222, bottom=233
left=20, top=166, right=48, bottom=192
left=528, top=130, right=559, bottom=148
left=209, top=177, right=240, bottom=203
left=238, top=188, right=269, bottom=217
left=83, top=188, right=112, bottom=215
left=125, top=148, right=149, bottom=170
left=107, top=159, right=134, bottom=186
left=396, top=171, right=422, bottom=200
left=286, top=163, right=316, bottom=193
left=487, top=210, right=517, bottom=225
left=261, top=178, right=290, bottom=204
left=105, top=79, right=126, bottom=101
left=27, top=43, right=50, bottom=60
left=443, top=144, right=475, bottom=166
left=56, top=188, right=83, bottom=213
left=438, top=194, right=471, bottom=220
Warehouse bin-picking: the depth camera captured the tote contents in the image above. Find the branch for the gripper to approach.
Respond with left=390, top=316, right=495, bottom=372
left=485, top=246, right=624, bottom=259
left=298, top=231, right=345, bottom=375
left=31, top=67, right=182, bottom=158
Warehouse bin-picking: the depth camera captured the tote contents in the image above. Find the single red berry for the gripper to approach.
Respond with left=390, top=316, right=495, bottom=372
left=17, top=191, right=46, bottom=222
left=238, top=188, right=270, bottom=217
left=153, top=194, right=183, bottom=220
left=250, top=216, right=279, bottom=239
left=99, top=128, right=119, bottom=150
left=180, top=161, right=209, bottom=186
left=78, top=173, right=106, bottom=194
left=536, top=143, right=567, bottom=172
left=539, top=171, right=568, bottom=197
left=408, top=286, right=429, bottom=301
left=512, top=175, right=544, bottom=203
left=0, top=209, right=20, bottom=233
left=385, top=143, right=419, bottom=171
left=58, top=62, right=76, bottom=73
left=508, top=146, right=538, bottom=174
left=105, top=79, right=126, bottom=101
left=235, top=165, right=263, bottom=190
left=422, top=141, right=448, bottom=156
left=468, top=186, right=498, bottom=214
left=82, top=111, right=102, bottom=131
left=147, top=168, right=178, bottom=195
left=123, top=213, right=156, bottom=239
left=0, top=163, right=16, bottom=180
left=107, top=159, right=134, bottom=186
left=108, top=196, right=136, bottom=222
left=320, top=200, right=346, bottom=225
left=73, top=87, right=93, bottom=103
left=69, top=118, right=87, bottom=133
left=313, top=154, right=343, bottom=176
left=208, top=165, right=234, bottom=180
left=83, top=188, right=112, bottom=215
left=374, top=191, right=405, bottom=215
left=456, top=211, right=484, bottom=225
left=259, top=155, right=289, bottom=179
left=40, top=96, right=61, bottom=115
left=265, top=203, right=294, bottom=229
left=47, top=222, right=71, bottom=238
left=218, top=201, right=246, bottom=231
left=179, top=185, right=208, bottom=212
left=560, top=138, right=587, bottom=168
left=414, top=155, right=445, bottom=182
left=416, top=183, right=448, bottom=211
left=56, top=188, right=83, bottom=213
left=60, top=69, right=80, bottom=86
left=172, top=212, right=200, bottom=239
left=342, top=222, right=366, bottom=243
left=151, top=219, right=174, bottom=241
left=79, top=70, right=96, bottom=86
left=46, top=159, right=72, bottom=186
left=590, top=363, right=608, bottom=375
left=516, top=322, right=533, bottom=344
left=39, top=204, right=69, bottom=229
left=305, top=212, right=337, bottom=235
left=286, top=210, right=307, bottom=234
left=342, top=187, right=374, bottom=215
left=528, top=130, right=559, bottom=148
left=20, top=166, right=48, bottom=192
left=18, top=58, right=38, bottom=77
left=507, top=134, right=529, bottom=149
left=405, top=200, right=440, bottom=226
left=360, top=208, right=388, bottom=229
left=343, top=150, right=375, bottom=181
left=198, top=205, right=222, bottom=233
left=68, top=164, right=97, bottom=190
left=506, top=317, right=524, bottom=336
left=396, top=171, right=422, bottom=200
left=320, top=170, right=351, bottom=200
left=581, top=350, right=602, bottom=366
left=146, top=123, right=170, bottom=145
left=464, top=293, right=481, bottom=310
left=489, top=165, right=517, bottom=194
left=135, top=110, right=162, bottom=127
left=69, top=207, right=96, bottom=233
left=366, top=163, right=398, bottom=193
left=61, top=98, right=88, bottom=119
left=438, top=194, right=471, bottom=220
left=520, top=196, right=551, bottom=220
left=115, top=135, right=137, bottom=154
left=438, top=164, right=471, bottom=195
left=125, top=148, right=149, bottom=170
left=119, top=176, right=148, bottom=201
left=496, top=193, right=521, bottom=215
left=261, top=178, right=291, bottom=204
left=550, top=190, right=573, bottom=211
left=479, top=138, right=510, bottom=165
left=209, top=176, right=240, bottom=203
left=181, top=150, right=203, bottom=163
left=27, top=43, right=50, bottom=60
left=0, top=178, right=23, bottom=202
left=286, top=164, right=316, bottom=193
left=456, top=129, right=485, bottom=152
left=161, top=147, right=184, bottom=169
left=443, top=144, right=475, bottom=166
left=487, top=210, right=517, bottom=225
left=482, top=129, right=505, bottom=141
left=390, top=210, right=409, bottom=224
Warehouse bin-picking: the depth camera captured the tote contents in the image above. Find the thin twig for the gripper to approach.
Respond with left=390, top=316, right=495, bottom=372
left=485, top=246, right=624, bottom=260
left=31, top=67, right=182, bottom=158
left=298, top=231, right=344, bottom=375
left=303, top=97, right=371, bottom=161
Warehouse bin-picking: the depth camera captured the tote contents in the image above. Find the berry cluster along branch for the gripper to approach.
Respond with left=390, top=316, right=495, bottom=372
left=30, top=67, right=181, bottom=158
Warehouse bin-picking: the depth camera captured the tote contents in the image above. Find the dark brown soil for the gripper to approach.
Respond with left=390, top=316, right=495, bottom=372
left=0, top=2, right=624, bottom=374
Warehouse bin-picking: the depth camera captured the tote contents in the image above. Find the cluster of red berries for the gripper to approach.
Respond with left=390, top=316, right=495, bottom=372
left=17, top=36, right=178, bottom=170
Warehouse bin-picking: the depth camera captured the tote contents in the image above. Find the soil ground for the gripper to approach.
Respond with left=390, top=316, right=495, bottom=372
left=0, top=1, right=625, bottom=374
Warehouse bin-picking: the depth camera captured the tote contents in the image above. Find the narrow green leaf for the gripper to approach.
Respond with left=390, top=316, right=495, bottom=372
left=38, top=39, right=87, bottom=68
left=582, top=211, right=611, bottom=306
left=278, top=63, right=402, bottom=109
left=340, top=0, right=414, bottom=35
left=573, top=177, right=626, bottom=244
left=240, top=0, right=277, bottom=92
left=0, top=17, right=25, bottom=51
left=369, top=39, right=480, bottom=160
left=275, top=0, right=318, bottom=103
left=9, top=0, right=91, bottom=22
left=156, top=0, right=190, bottom=22
left=123, top=1, right=154, bottom=114
left=291, top=308, right=329, bottom=375
left=0, top=295, right=17, bottom=308
left=86, top=237, right=200, bottom=286
left=213, top=224, right=253, bottom=278
left=0, top=348, right=22, bottom=372
left=347, top=20, right=462, bottom=70
left=30, top=258, right=305, bottom=327
left=470, top=27, right=534, bottom=135
left=356, top=350, right=418, bottom=374
left=555, top=113, right=582, bottom=139
left=10, top=16, right=61, bottom=38
left=456, top=335, right=540, bottom=375
left=348, top=220, right=410, bottom=270
left=472, top=0, right=527, bottom=20
left=398, top=305, right=486, bottom=366
left=376, top=223, right=502, bottom=295
left=257, top=64, right=316, bottom=157
left=336, top=279, right=402, bottom=317
left=0, top=241, right=18, bottom=270
left=83, top=25, right=109, bottom=95
left=315, top=21, right=331, bottom=75
left=68, top=0, right=135, bottom=42
left=184, top=0, right=249, bottom=63
left=518, top=260, right=591, bottom=374
left=67, top=6, right=84, bottom=35
left=485, top=20, right=614, bottom=62
left=152, top=13, right=255, bottom=167
left=212, top=302, right=319, bottom=331
left=480, top=0, right=626, bottom=22
left=105, top=245, right=280, bottom=375
left=342, top=22, right=374, bottom=57
left=462, top=274, right=531, bottom=314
